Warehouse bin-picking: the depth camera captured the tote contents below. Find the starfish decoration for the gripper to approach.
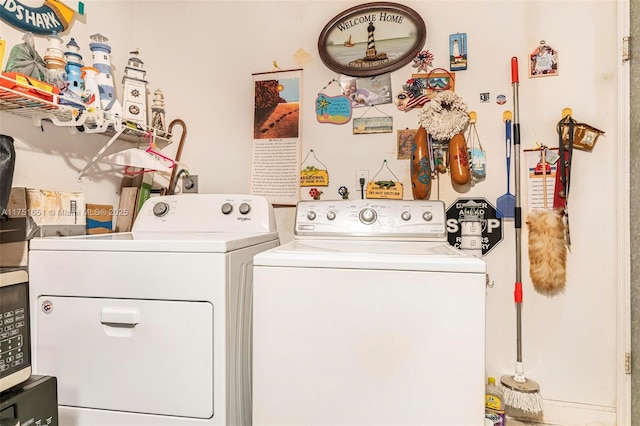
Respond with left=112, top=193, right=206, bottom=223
left=316, top=95, right=331, bottom=115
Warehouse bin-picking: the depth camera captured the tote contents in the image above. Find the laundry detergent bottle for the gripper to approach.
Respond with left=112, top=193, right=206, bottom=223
left=485, top=376, right=506, bottom=425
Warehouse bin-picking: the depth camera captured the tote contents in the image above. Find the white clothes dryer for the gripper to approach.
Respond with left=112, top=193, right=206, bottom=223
left=252, top=199, right=487, bottom=426
left=28, top=194, right=279, bottom=426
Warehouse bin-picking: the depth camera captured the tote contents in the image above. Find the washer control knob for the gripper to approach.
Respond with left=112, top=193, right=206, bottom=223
left=221, top=203, right=233, bottom=215
left=152, top=202, right=170, bottom=217
left=327, top=211, right=336, bottom=221
left=359, top=208, right=377, bottom=224
left=401, top=211, right=411, bottom=221
left=306, top=211, right=317, bottom=221
left=423, top=211, right=433, bottom=222
left=239, top=203, right=251, bottom=215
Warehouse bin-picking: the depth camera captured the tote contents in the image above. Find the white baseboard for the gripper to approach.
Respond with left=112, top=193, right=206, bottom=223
left=513, top=399, right=616, bottom=426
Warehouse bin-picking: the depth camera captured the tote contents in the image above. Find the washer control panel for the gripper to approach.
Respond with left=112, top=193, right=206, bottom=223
left=294, top=199, right=447, bottom=240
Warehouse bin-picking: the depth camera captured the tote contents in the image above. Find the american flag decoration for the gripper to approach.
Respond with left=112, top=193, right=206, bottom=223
left=394, top=78, right=430, bottom=112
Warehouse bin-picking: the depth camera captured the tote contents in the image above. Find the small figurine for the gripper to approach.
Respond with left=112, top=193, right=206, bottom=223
left=122, top=49, right=149, bottom=126
left=338, top=186, right=349, bottom=200
left=150, top=89, right=166, bottom=134
left=89, top=33, right=122, bottom=116
left=309, top=188, right=322, bottom=200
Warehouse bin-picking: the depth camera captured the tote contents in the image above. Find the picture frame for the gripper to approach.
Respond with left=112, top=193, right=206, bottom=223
left=318, top=2, right=427, bottom=77
left=529, top=43, right=558, bottom=78
left=411, top=71, right=455, bottom=98
left=397, top=128, right=417, bottom=160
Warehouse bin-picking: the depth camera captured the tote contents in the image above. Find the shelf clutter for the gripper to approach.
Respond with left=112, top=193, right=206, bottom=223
left=0, top=72, right=172, bottom=177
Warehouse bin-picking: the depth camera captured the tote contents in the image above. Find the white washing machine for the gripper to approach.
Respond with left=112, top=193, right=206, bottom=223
left=252, top=199, right=487, bottom=426
left=28, top=194, right=280, bottom=426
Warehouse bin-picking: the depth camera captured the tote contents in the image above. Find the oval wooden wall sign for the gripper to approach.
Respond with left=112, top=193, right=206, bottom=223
left=318, top=2, right=427, bottom=78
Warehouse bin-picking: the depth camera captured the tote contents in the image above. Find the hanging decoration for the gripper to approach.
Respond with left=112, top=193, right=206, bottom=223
left=449, top=33, right=468, bottom=71
left=466, top=111, right=486, bottom=185
left=529, top=40, right=558, bottom=77
left=394, top=77, right=430, bottom=112
left=417, top=90, right=469, bottom=141
left=411, top=49, right=434, bottom=72
left=366, top=160, right=403, bottom=200
left=308, top=188, right=323, bottom=200
left=300, top=149, right=329, bottom=187
left=410, top=126, right=432, bottom=200
left=557, top=108, right=605, bottom=153
left=353, top=105, right=393, bottom=134
left=315, top=79, right=352, bottom=124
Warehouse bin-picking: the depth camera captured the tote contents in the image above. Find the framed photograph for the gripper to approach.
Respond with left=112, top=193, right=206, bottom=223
left=318, top=2, right=427, bottom=77
left=340, top=74, right=392, bottom=108
left=529, top=43, right=558, bottom=78
left=397, top=128, right=417, bottom=160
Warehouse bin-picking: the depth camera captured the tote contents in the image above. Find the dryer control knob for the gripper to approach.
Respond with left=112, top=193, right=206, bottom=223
left=152, top=202, right=170, bottom=217
left=423, top=211, right=433, bottom=221
left=306, top=211, right=316, bottom=221
left=221, top=203, right=233, bottom=215
left=239, top=203, right=251, bottom=215
left=359, top=208, right=377, bottom=224
left=401, top=211, right=411, bottom=221
left=327, top=211, right=336, bottom=221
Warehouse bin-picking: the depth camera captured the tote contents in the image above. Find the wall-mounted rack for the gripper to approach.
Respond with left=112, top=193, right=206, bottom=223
left=0, top=73, right=172, bottom=178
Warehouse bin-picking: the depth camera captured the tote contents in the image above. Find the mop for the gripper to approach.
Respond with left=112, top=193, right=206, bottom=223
left=500, top=57, right=544, bottom=417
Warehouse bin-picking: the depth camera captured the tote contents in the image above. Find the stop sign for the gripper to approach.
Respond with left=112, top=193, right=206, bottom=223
left=446, top=197, right=504, bottom=256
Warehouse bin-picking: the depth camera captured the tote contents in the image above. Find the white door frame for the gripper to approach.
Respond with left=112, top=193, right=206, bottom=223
left=616, top=0, right=631, bottom=424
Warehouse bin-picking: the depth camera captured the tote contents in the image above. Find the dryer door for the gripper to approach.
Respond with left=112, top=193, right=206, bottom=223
left=34, top=296, right=214, bottom=418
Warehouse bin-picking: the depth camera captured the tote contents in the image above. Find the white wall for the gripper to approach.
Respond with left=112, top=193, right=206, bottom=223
left=0, top=1, right=621, bottom=424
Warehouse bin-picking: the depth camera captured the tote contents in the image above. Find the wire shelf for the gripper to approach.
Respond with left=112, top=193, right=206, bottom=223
left=0, top=73, right=173, bottom=177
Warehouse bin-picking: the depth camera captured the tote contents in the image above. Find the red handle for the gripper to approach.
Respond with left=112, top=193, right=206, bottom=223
left=511, top=57, right=519, bottom=84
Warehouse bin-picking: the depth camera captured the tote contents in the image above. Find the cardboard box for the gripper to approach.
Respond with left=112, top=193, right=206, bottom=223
left=86, top=204, right=113, bottom=235
left=0, top=241, right=28, bottom=267
left=1, top=187, right=86, bottom=240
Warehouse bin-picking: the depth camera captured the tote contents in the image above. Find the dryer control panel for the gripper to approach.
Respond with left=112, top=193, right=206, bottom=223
left=294, top=199, right=447, bottom=240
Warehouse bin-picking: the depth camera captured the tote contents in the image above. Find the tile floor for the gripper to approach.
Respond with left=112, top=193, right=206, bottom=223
left=508, top=421, right=555, bottom=426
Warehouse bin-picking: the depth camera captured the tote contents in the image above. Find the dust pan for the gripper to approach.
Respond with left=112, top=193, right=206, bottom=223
left=496, top=111, right=515, bottom=218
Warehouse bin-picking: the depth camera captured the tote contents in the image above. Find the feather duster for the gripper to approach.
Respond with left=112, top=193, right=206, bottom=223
left=526, top=209, right=567, bottom=296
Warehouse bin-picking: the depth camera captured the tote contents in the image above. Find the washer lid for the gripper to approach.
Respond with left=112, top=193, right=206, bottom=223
left=253, top=240, right=486, bottom=273
left=29, top=231, right=279, bottom=253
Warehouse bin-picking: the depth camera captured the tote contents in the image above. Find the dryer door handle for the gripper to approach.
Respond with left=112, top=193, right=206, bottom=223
left=101, top=307, right=141, bottom=327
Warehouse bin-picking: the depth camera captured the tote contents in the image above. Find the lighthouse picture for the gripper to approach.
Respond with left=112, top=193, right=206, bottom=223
left=89, top=33, right=122, bottom=117
left=449, top=33, right=468, bottom=71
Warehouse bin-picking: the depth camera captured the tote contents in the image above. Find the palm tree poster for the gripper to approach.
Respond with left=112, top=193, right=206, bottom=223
left=253, top=70, right=302, bottom=139
left=250, top=69, right=303, bottom=206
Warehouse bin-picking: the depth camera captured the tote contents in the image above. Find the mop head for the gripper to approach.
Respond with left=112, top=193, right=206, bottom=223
left=500, top=375, right=544, bottom=416
left=526, top=209, right=567, bottom=296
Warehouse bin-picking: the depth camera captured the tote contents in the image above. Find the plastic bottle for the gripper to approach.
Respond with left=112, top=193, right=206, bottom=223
left=485, top=376, right=506, bottom=425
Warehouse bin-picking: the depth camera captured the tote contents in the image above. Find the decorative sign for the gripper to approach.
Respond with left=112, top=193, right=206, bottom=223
left=449, top=33, right=467, bottom=71
left=353, top=116, right=392, bottom=134
left=300, top=149, right=329, bottom=187
left=301, top=167, right=329, bottom=187
left=0, top=0, right=83, bottom=35
left=446, top=197, right=503, bottom=256
left=317, top=2, right=427, bottom=77
left=366, top=181, right=403, bottom=199
left=315, top=94, right=352, bottom=124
